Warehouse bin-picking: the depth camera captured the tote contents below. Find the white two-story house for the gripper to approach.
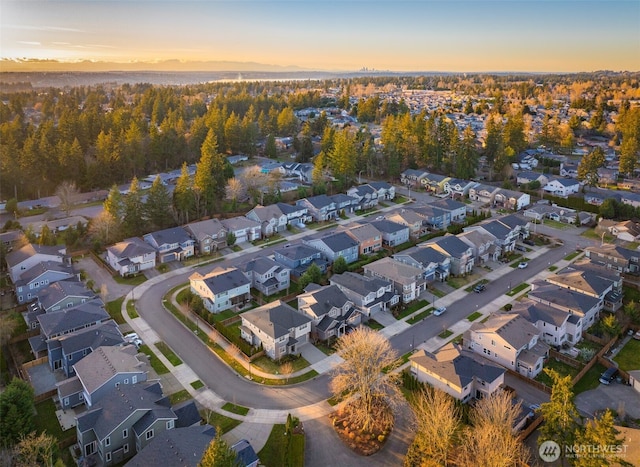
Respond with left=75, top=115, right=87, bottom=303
left=189, top=267, right=251, bottom=313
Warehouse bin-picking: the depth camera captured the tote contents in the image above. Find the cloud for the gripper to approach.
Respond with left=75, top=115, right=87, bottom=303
left=17, top=41, right=41, bottom=46
left=4, top=24, right=84, bottom=33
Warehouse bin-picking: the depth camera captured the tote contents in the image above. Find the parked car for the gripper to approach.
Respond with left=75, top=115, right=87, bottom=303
left=518, top=262, right=528, bottom=269
left=515, top=245, right=527, bottom=252
left=599, top=367, right=618, bottom=385
left=523, top=239, right=535, bottom=246
left=473, top=283, right=486, bottom=293
left=433, top=306, right=447, bottom=316
left=633, top=331, right=640, bottom=340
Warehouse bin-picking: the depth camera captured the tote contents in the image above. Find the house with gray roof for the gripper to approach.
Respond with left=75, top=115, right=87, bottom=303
left=410, top=343, right=506, bottom=403
left=464, top=313, right=549, bottom=378
left=295, top=195, right=337, bottom=222
left=276, top=202, right=311, bottom=226
left=185, top=218, right=228, bottom=254
left=220, top=216, right=261, bottom=244
left=239, top=256, right=290, bottom=296
left=511, top=299, right=579, bottom=348
left=329, top=272, right=399, bottom=319
left=124, top=425, right=217, bottom=467
left=412, top=205, right=450, bottom=230
left=76, top=381, right=179, bottom=466
left=107, top=237, right=157, bottom=277
left=516, top=171, right=549, bottom=187
left=367, top=181, right=395, bottom=200
left=392, top=245, right=450, bottom=282
left=464, top=219, right=519, bottom=256
left=13, top=260, right=78, bottom=304
left=421, top=173, right=450, bottom=194
left=0, top=230, right=26, bottom=251
left=330, top=193, right=358, bottom=214
left=346, top=184, right=378, bottom=210
left=430, top=198, right=467, bottom=223
left=240, top=301, right=312, bottom=359
left=143, top=226, right=195, bottom=263
left=304, top=231, right=359, bottom=264
left=469, top=183, right=500, bottom=205
left=189, top=267, right=251, bottom=313
left=443, top=178, right=477, bottom=199
left=6, top=242, right=68, bottom=283
left=232, top=439, right=260, bottom=467
left=400, top=169, right=429, bottom=186
left=425, top=235, right=474, bottom=276
left=494, top=188, right=530, bottom=211
left=273, top=244, right=328, bottom=278
left=246, top=204, right=288, bottom=238
left=342, top=222, right=383, bottom=255
left=363, top=257, right=427, bottom=304
left=34, top=279, right=95, bottom=313
left=584, top=244, right=640, bottom=274
left=457, top=229, right=499, bottom=264
left=543, top=178, right=580, bottom=197
left=369, top=219, right=410, bottom=247
left=385, top=209, right=425, bottom=237
left=296, top=284, right=359, bottom=341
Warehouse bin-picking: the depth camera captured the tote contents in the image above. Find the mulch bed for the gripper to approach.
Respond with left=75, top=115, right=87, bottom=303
left=329, top=403, right=394, bottom=456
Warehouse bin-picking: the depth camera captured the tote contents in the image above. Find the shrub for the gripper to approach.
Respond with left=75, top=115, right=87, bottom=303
left=377, top=435, right=385, bottom=443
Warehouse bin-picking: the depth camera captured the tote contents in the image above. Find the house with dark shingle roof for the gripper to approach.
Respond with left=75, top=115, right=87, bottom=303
left=367, top=181, right=395, bottom=200
left=304, top=231, right=359, bottom=264
left=346, top=184, right=379, bottom=210
left=276, top=202, right=311, bottom=226
left=457, top=229, right=499, bottom=264
left=107, top=237, right=157, bottom=277
left=363, top=257, right=427, bottom=303
left=13, top=260, right=78, bottom=304
left=386, top=209, right=425, bottom=237
left=511, top=299, right=578, bottom=347
left=239, top=256, right=291, bottom=296
left=585, top=244, right=640, bottom=273
left=240, top=301, right=312, bottom=359
left=273, top=244, right=328, bottom=278
left=329, top=272, right=399, bottom=319
left=342, top=222, right=383, bottom=255
left=412, top=205, right=450, bottom=230
left=6, top=243, right=68, bottom=283
left=424, top=235, right=474, bottom=276
left=392, top=245, right=450, bottom=282
left=246, top=204, right=288, bottom=238
left=189, top=267, right=251, bottom=313
left=543, top=178, right=580, bottom=197
left=444, top=178, right=477, bottom=199
left=34, top=279, right=95, bottom=313
left=143, top=226, right=195, bottom=263
left=410, top=343, right=505, bottom=403
left=430, top=198, right=468, bottom=223
left=369, top=219, right=410, bottom=247
left=400, top=169, right=429, bottom=186
left=295, top=195, right=337, bottom=222
left=185, top=218, right=228, bottom=254
left=296, top=284, right=359, bottom=341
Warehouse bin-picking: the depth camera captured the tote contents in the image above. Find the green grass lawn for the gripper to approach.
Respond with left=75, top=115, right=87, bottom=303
left=34, top=399, right=75, bottom=442
left=191, top=379, right=204, bottom=390
left=105, top=297, right=126, bottom=324
left=155, top=341, right=183, bottom=366
left=574, top=363, right=608, bottom=395
left=200, top=410, right=242, bottom=434
left=126, top=300, right=139, bottom=319
left=467, top=311, right=483, bottom=322
left=138, top=344, right=170, bottom=375
left=395, top=300, right=429, bottom=320
left=407, top=308, right=433, bottom=324
left=315, top=341, right=336, bottom=356
left=544, top=219, right=574, bottom=230
left=535, top=358, right=581, bottom=387
left=581, top=229, right=615, bottom=244
left=222, top=402, right=250, bottom=416
left=564, top=251, right=582, bottom=261
left=613, top=338, right=640, bottom=371
left=548, top=265, right=558, bottom=272
left=506, top=282, right=530, bottom=297
left=251, top=355, right=310, bottom=374
left=366, top=319, right=384, bottom=330
left=438, top=329, right=453, bottom=339
left=169, top=389, right=191, bottom=405
left=258, top=423, right=305, bottom=467
left=113, top=274, right=147, bottom=286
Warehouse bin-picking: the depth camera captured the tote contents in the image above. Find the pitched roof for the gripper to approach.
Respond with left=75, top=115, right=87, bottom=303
left=274, top=244, right=322, bottom=261
left=6, top=243, right=65, bottom=269
left=185, top=219, right=226, bottom=240
left=548, top=268, right=613, bottom=297
left=363, top=257, right=423, bottom=284
left=474, top=220, right=512, bottom=240
left=239, top=256, right=284, bottom=276
left=302, top=194, right=334, bottom=209
left=220, top=216, right=260, bottom=231
left=470, top=313, right=540, bottom=349
left=74, top=345, right=147, bottom=395
left=313, top=231, right=359, bottom=253
left=145, top=226, right=192, bottom=245
left=386, top=209, right=423, bottom=225
left=396, top=245, right=448, bottom=265
left=329, top=272, right=391, bottom=298
left=248, top=204, right=285, bottom=222
left=510, top=299, right=571, bottom=327
left=428, top=235, right=470, bottom=257
left=429, top=198, right=467, bottom=212
left=242, top=301, right=311, bottom=339
left=298, top=283, right=352, bottom=318
left=14, top=260, right=76, bottom=287
left=36, top=279, right=94, bottom=310
left=369, top=219, right=408, bottom=234
left=107, top=237, right=156, bottom=259
left=528, top=280, right=601, bottom=314
left=344, top=223, right=382, bottom=242
left=58, top=320, right=124, bottom=356
left=191, top=267, right=250, bottom=294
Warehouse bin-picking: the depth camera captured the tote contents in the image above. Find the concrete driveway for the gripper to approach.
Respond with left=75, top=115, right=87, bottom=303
left=575, top=382, right=640, bottom=419
left=75, top=256, right=133, bottom=302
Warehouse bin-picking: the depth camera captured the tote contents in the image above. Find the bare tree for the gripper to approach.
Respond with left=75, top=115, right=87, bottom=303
left=55, top=181, right=80, bottom=216
left=0, top=314, right=18, bottom=347
left=280, top=361, right=294, bottom=384
left=457, top=390, right=530, bottom=467
left=89, top=211, right=121, bottom=245
left=404, top=387, right=460, bottom=467
left=225, top=177, right=246, bottom=211
left=238, top=165, right=268, bottom=204
left=13, top=431, right=56, bottom=467
left=330, top=327, right=400, bottom=432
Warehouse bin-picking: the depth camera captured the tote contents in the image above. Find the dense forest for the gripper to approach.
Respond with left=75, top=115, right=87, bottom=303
left=1, top=72, right=639, bottom=202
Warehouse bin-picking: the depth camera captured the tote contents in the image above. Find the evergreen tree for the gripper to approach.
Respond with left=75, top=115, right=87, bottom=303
left=104, top=184, right=124, bottom=221
left=573, top=410, right=625, bottom=467
left=332, top=256, right=348, bottom=274
left=539, top=369, right=581, bottom=458
left=195, top=130, right=227, bottom=217
left=0, top=378, right=35, bottom=445
left=122, top=177, right=146, bottom=237
left=328, top=130, right=357, bottom=186
left=173, top=162, right=195, bottom=224
left=265, top=134, right=277, bottom=159
left=145, top=175, right=173, bottom=230
left=455, top=126, right=478, bottom=179
left=577, top=147, right=606, bottom=186
left=198, top=429, right=239, bottom=467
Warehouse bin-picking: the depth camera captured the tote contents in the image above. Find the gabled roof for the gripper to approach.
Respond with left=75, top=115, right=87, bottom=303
left=364, top=257, right=423, bottom=285
left=220, top=216, right=260, bottom=231
left=6, top=243, right=65, bottom=269
left=232, top=439, right=259, bottom=467
left=410, top=344, right=505, bottom=389
left=343, top=223, right=382, bottom=242
left=274, top=244, right=322, bottom=261
left=298, top=284, right=352, bottom=318
left=312, top=231, right=359, bottom=253
left=330, top=272, right=391, bottom=298
left=242, top=301, right=311, bottom=339
left=370, top=219, right=408, bottom=234
left=301, top=194, right=335, bottom=209
left=473, top=220, right=512, bottom=240
left=528, top=280, right=601, bottom=314
left=58, top=320, right=124, bottom=356
left=74, top=345, right=147, bottom=396
left=367, top=181, right=393, bottom=191
left=107, top=237, right=156, bottom=259
left=412, top=205, right=447, bottom=220
left=498, top=214, right=529, bottom=230
left=548, top=268, right=613, bottom=297
left=510, top=299, right=571, bottom=328
left=586, top=244, right=640, bottom=261
left=330, top=193, right=355, bottom=205
left=145, top=226, right=192, bottom=246
left=457, top=229, right=496, bottom=247
left=190, top=267, right=250, bottom=294
left=386, top=209, right=423, bottom=225
left=36, top=279, right=94, bottom=310
left=247, top=204, right=285, bottom=222
left=470, top=313, right=540, bottom=349
left=395, top=245, right=448, bottom=266
left=14, top=260, right=76, bottom=287
left=430, top=198, right=467, bottom=212
left=239, top=256, right=284, bottom=276
left=276, top=202, right=305, bottom=215
left=124, top=425, right=216, bottom=467
left=185, top=219, right=227, bottom=240
left=548, top=177, right=579, bottom=187
left=428, top=235, right=470, bottom=257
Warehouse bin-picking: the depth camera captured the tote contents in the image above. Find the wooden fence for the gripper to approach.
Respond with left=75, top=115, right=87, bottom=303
left=9, top=328, right=39, bottom=344
left=571, top=334, right=617, bottom=386
left=518, top=415, right=544, bottom=442
left=21, top=355, right=48, bottom=370
left=583, top=332, right=608, bottom=346
left=34, top=389, right=57, bottom=403
left=506, top=369, right=552, bottom=394
left=549, top=349, right=582, bottom=369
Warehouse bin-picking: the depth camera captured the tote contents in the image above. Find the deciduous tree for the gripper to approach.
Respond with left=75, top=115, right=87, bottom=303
left=198, top=429, right=239, bottom=467
left=55, top=181, right=79, bottom=216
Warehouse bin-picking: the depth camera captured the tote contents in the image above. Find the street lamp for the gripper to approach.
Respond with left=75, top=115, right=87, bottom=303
left=358, top=170, right=364, bottom=184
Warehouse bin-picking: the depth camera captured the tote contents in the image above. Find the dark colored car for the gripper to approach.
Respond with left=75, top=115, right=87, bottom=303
left=599, top=367, right=618, bottom=385
left=523, top=239, right=535, bottom=246
left=473, top=284, right=486, bottom=293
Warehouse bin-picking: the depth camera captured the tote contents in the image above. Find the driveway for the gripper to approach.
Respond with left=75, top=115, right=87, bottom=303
left=504, top=373, right=550, bottom=408
left=75, top=256, right=133, bottom=302
left=575, top=382, right=640, bottom=419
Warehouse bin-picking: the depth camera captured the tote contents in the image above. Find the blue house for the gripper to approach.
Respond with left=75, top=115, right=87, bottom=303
left=273, top=244, right=328, bottom=277
left=304, top=232, right=359, bottom=264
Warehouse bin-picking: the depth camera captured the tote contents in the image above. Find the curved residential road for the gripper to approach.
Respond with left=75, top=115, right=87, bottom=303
left=133, top=216, right=597, bottom=411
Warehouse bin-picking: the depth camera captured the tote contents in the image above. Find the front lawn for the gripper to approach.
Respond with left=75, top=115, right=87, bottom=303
left=407, top=308, right=433, bottom=324
left=251, top=355, right=310, bottom=374
left=200, top=410, right=242, bottom=434
left=126, top=300, right=139, bottom=319
left=258, top=423, right=305, bottom=467
left=438, top=329, right=453, bottom=339
left=105, top=297, right=125, bottom=324
left=222, top=402, right=250, bottom=416
left=467, top=311, right=483, bottom=322
left=169, top=389, right=191, bottom=405
left=113, top=274, right=147, bottom=286
left=138, top=344, right=170, bottom=375
left=613, top=338, right=640, bottom=372
left=506, top=282, right=530, bottom=296
left=366, top=319, right=384, bottom=330
left=394, top=299, right=429, bottom=320
left=156, top=341, right=183, bottom=366
left=564, top=251, right=582, bottom=261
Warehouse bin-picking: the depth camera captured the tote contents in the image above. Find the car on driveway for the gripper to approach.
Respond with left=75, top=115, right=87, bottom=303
left=473, top=283, right=486, bottom=293
left=518, top=262, right=528, bottom=269
left=599, top=367, right=618, bottom=385
left=633, top=331, right=640, bottom=340
left=523, top=239, right=535, bottom=246
left=433, top=306, right=447, bottom=316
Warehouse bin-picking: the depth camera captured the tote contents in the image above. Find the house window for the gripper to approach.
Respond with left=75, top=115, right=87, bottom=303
left=79, top=393, right=84, bottom=401
left=105, top=452, right=111, bottom=462
left=105, top=437, right=111, bottom=447
left=64, top=398, right=69, bottom=406
left=124, top=378, right=129, bottom=384
left=132, top=375, right=137, bottom=384
left=123, top=429, right=128, bottom=438
left=84, top=442, right=96, bottom=456
left=123, top=444, right=129, bottom=454
left=167, top=420, right=174, bottom=429
left=146, top=430, right=154, bottom=440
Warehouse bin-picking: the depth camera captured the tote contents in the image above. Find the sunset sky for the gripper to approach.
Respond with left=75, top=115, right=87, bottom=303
left=1, top=0, right=639, bottom=72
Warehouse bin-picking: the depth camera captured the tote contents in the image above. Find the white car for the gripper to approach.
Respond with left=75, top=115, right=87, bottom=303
left=518, top=262, right=528, bottom=269
left=124, top=333, right=139, bottom=341
left=433, top=306, right=447, bottom=316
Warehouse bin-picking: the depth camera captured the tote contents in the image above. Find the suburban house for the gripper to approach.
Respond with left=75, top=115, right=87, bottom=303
left=367, top=181, right=395, bottom=200
left=430, top=198, right=467, bottom=223
left=464, top=219, right=520, bottom=256
left=185, top=219, right=228, bottom=254
left=239, top=256, right=291, bottom=296
left=464, top=313, right=550, bottom=378
left=400, top=169, right=429, bottom=186
left=444, top=178, right=477, bottom=199
left=523, top=203, right=577, bottom=223
left=496, top=214, right=530, bottom=241
left=0, top=230, right=26, bottom=251
left=543, top=178, right=581, bottom=197
left=457, top=229, right=499, bottom=264
left=304, top=232, right=359, bottom=264
left=273, top=244, right=328, bottom=278
left=342, top=223, right=383, bottom=255
left=392, top=245, right=451, bottom=282
left=6, top=243, right=68, bottom=283
left=608, top=220, right=640, bottom=243
left=421, top=173, right=450, bottom=194
left=409, top=343, right=506, bottom=403
left=295, top=195, right=337, bottom=222
left=346, top=184, right=378, bottom=210
left=189, top=267, right=251, bottom=313
left=58, top=345, right=150, bottom=409
left=385, top=209, right=425, bottom=237
left=296, top=284, right=360, bottom=341
left=528, top=280, right=601, bottom=332
left=13, top=260, right=78, bottom=304
left=370, top=219, right=410, bottom=247
left=245, top=204, right=288, bottom=238
left=493, top=189, right=530, bottom=211
left=33, top=279, right=95, bottom=313
left=469, top=184, right=500, bottom=205
left=363, top=257, right=427, bottom=304
left=330, top=193, right=358, bottom=214
left=560, top=162, right=578, bottom=178
left=26, top=215, right=89, bottom=238
left=412, top=205, right=450, bottom=231
left=76, top=381, right=187, bottom=466
left=511, top=299, right=579, bottom=348
left=143, top=227, right=195, bottom=263
left=220, top=216, right=261, bottom=244
left=124, top=425, right=217, bottom=467
left=585, top=244, right=640, bottom=274
left=240, top=300, right=312, bottom=359
left=107, top=238, right=157, bottom=277
left=425, top=235, right=475, bottom=276
left=517, top=171, right=549, bottom=187
left=276, top=202, right=311, bottom=226
left=329, top=272, right=399, bottom=319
